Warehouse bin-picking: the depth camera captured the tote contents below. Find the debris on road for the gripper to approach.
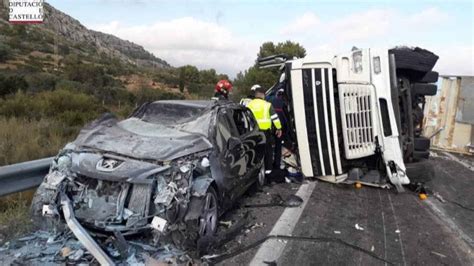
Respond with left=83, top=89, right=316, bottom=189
left=219, top=220, right=233, bottom=228
left=430, top=250, right=447, bottom=258
left=244, top=194, right=303, bottom=208
left=355, top=224, right=364, bottom=231
left=334, top=231, right=341, bottom=234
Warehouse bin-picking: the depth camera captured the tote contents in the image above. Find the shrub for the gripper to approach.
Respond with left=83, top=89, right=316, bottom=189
left=0, top=75, right=28, bottom=97
left=0, top=43, right=12, bottom=62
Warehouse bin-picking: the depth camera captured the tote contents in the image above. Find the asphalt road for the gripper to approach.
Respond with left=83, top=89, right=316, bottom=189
left=1, top=152, right=472, bottom=265
left=214, top=152, right=474, bottom=265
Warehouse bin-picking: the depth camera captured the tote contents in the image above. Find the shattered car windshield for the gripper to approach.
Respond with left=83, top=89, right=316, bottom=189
left=132, top=101, right=213, bottom=137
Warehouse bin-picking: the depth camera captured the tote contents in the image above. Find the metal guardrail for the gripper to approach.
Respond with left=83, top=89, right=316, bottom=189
left=0, top=157, right=53, bottom=197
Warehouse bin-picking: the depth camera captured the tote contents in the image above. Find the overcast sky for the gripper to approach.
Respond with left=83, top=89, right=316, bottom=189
left=48, top=0, right=473, bottom=77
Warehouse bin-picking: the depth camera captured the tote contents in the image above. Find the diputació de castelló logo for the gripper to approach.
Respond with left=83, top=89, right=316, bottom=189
left=7, top=0, right=44, bottom=24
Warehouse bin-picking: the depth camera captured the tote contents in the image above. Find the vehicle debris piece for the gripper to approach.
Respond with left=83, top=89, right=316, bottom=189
left=431, top=250, right=447, bottom=258
left=60, top=194, right=115, bottom=265
left=334, top=231, right=341, bottom=234
left=68, top=249, right=85, bottom=261
left=219, top=220, right=233, bottom=228
left=355, top=224, right=364, bottom=231
left=60, top=246, right=72, bottom=257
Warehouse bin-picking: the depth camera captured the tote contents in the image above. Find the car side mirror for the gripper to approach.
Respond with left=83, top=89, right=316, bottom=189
left=227, top=136, right=242, bottom=150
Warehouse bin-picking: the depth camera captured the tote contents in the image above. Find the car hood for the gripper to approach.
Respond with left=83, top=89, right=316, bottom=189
left=73, top=114, right=213, bottom=161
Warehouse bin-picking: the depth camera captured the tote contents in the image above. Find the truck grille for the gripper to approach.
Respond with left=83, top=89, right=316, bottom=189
left=339, top=84, right=376, bottom=159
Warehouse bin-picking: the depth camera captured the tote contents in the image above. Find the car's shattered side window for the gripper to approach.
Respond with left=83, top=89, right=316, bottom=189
left=231, top=109, right=252, bottom=136
left=216, top=110, right=233, bottom=152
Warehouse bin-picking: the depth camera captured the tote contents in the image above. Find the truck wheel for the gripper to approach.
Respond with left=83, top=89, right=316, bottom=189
left=412, top=83, right=437, bottom=96
left=413, top=150, right=430, bottom=159
left=390, top=47, right=439, bottom=73
left=406, top=159, right=435, bottom=183
left=417, top=71, right=439, bottom=83
left=414, top=137, right=430, bottom=151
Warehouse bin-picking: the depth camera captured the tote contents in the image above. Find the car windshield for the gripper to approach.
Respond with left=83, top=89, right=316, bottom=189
left=131, top=101, right=214, bottom=137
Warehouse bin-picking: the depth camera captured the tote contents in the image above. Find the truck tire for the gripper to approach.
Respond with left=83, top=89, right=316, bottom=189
left=390, top=47, right=439, bottom=73
left=417, top=71, right=439, bottom=83
left=414, top=137, right=430, bottom=151
left=412, top=83, right=437, bottom=96
left=406, top=159, right=434, bottom=183
left=413, top=150, right=430, bottom=159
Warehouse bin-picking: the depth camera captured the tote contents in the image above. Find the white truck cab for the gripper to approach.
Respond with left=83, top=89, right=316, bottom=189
left=260, top=47, right=439, bottom=191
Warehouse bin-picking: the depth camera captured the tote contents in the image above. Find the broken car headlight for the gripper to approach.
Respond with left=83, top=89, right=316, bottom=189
left=56, top=154, right=72, bottom=172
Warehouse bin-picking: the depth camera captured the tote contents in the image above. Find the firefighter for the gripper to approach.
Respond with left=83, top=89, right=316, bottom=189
left=213, top=79, right=232, bottom=100
left=240, top=84, right=260, bottom=106
left=247, top=86, right=282, bottom=176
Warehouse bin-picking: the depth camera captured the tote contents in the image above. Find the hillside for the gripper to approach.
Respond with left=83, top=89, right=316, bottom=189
left=0, top=3, right=169, bottom=69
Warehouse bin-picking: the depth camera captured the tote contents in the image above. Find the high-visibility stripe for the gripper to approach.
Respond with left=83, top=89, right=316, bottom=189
left=271, top=114, right=279, bottom=119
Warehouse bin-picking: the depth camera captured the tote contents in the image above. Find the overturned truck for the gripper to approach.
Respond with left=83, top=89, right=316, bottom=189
left=262, top=47, right=438, bottom=191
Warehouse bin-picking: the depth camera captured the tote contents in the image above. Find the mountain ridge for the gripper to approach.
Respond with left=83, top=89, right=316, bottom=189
left=0, top=2, right=170, bottom=69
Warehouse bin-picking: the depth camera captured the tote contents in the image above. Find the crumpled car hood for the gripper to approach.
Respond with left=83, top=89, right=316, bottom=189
left=73, top=115, right=213, bottom=162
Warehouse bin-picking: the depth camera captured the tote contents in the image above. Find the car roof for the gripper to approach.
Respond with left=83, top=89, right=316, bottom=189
left=151, top=100, right=239, bottom=109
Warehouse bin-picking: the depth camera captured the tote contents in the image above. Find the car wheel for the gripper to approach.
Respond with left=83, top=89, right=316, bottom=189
left=257, top=163, right=266, bottom=188
left=198, top=187, right=218, bottom=238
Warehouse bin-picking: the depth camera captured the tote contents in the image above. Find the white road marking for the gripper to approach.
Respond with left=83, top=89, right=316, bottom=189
left=387, top=193, right=407, bottom=266
left=425, top=198, right=474, bottom=247
left=442, top=151, right=474, bottom=172
left=250, top=181, right=317, bottom=265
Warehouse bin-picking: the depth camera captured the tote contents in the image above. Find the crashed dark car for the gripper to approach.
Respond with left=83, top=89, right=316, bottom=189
left=32, top=100, right=265, bottom=248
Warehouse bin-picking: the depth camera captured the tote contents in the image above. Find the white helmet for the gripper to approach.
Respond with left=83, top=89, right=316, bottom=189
left=250, top=84, right=261, bottom=91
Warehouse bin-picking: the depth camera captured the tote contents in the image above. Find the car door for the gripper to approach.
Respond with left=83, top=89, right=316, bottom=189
left=229, top=107, right=265, bottom=187
left=214, top=108, right=247, bottom=199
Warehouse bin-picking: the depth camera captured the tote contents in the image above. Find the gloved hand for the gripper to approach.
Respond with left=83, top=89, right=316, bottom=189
left=275, top=129, right=282, bottom=138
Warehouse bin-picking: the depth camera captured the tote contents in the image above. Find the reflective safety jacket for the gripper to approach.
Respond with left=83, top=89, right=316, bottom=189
left=247, top=98, right=282, bottom=131
left=240, top=97, right=253, bottom=107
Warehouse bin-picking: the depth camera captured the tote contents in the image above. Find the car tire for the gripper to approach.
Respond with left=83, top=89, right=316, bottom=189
left=405, top=159, right=435, bottom=183
left=414, top=137, right=430, bottom=151
left=412, top=83, right=437, bottom=96
left=197, top=187, right=218, bottom=239
left=390, top=47, right=439, bottom=73
left=257, top=163, right=266, bottom=188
